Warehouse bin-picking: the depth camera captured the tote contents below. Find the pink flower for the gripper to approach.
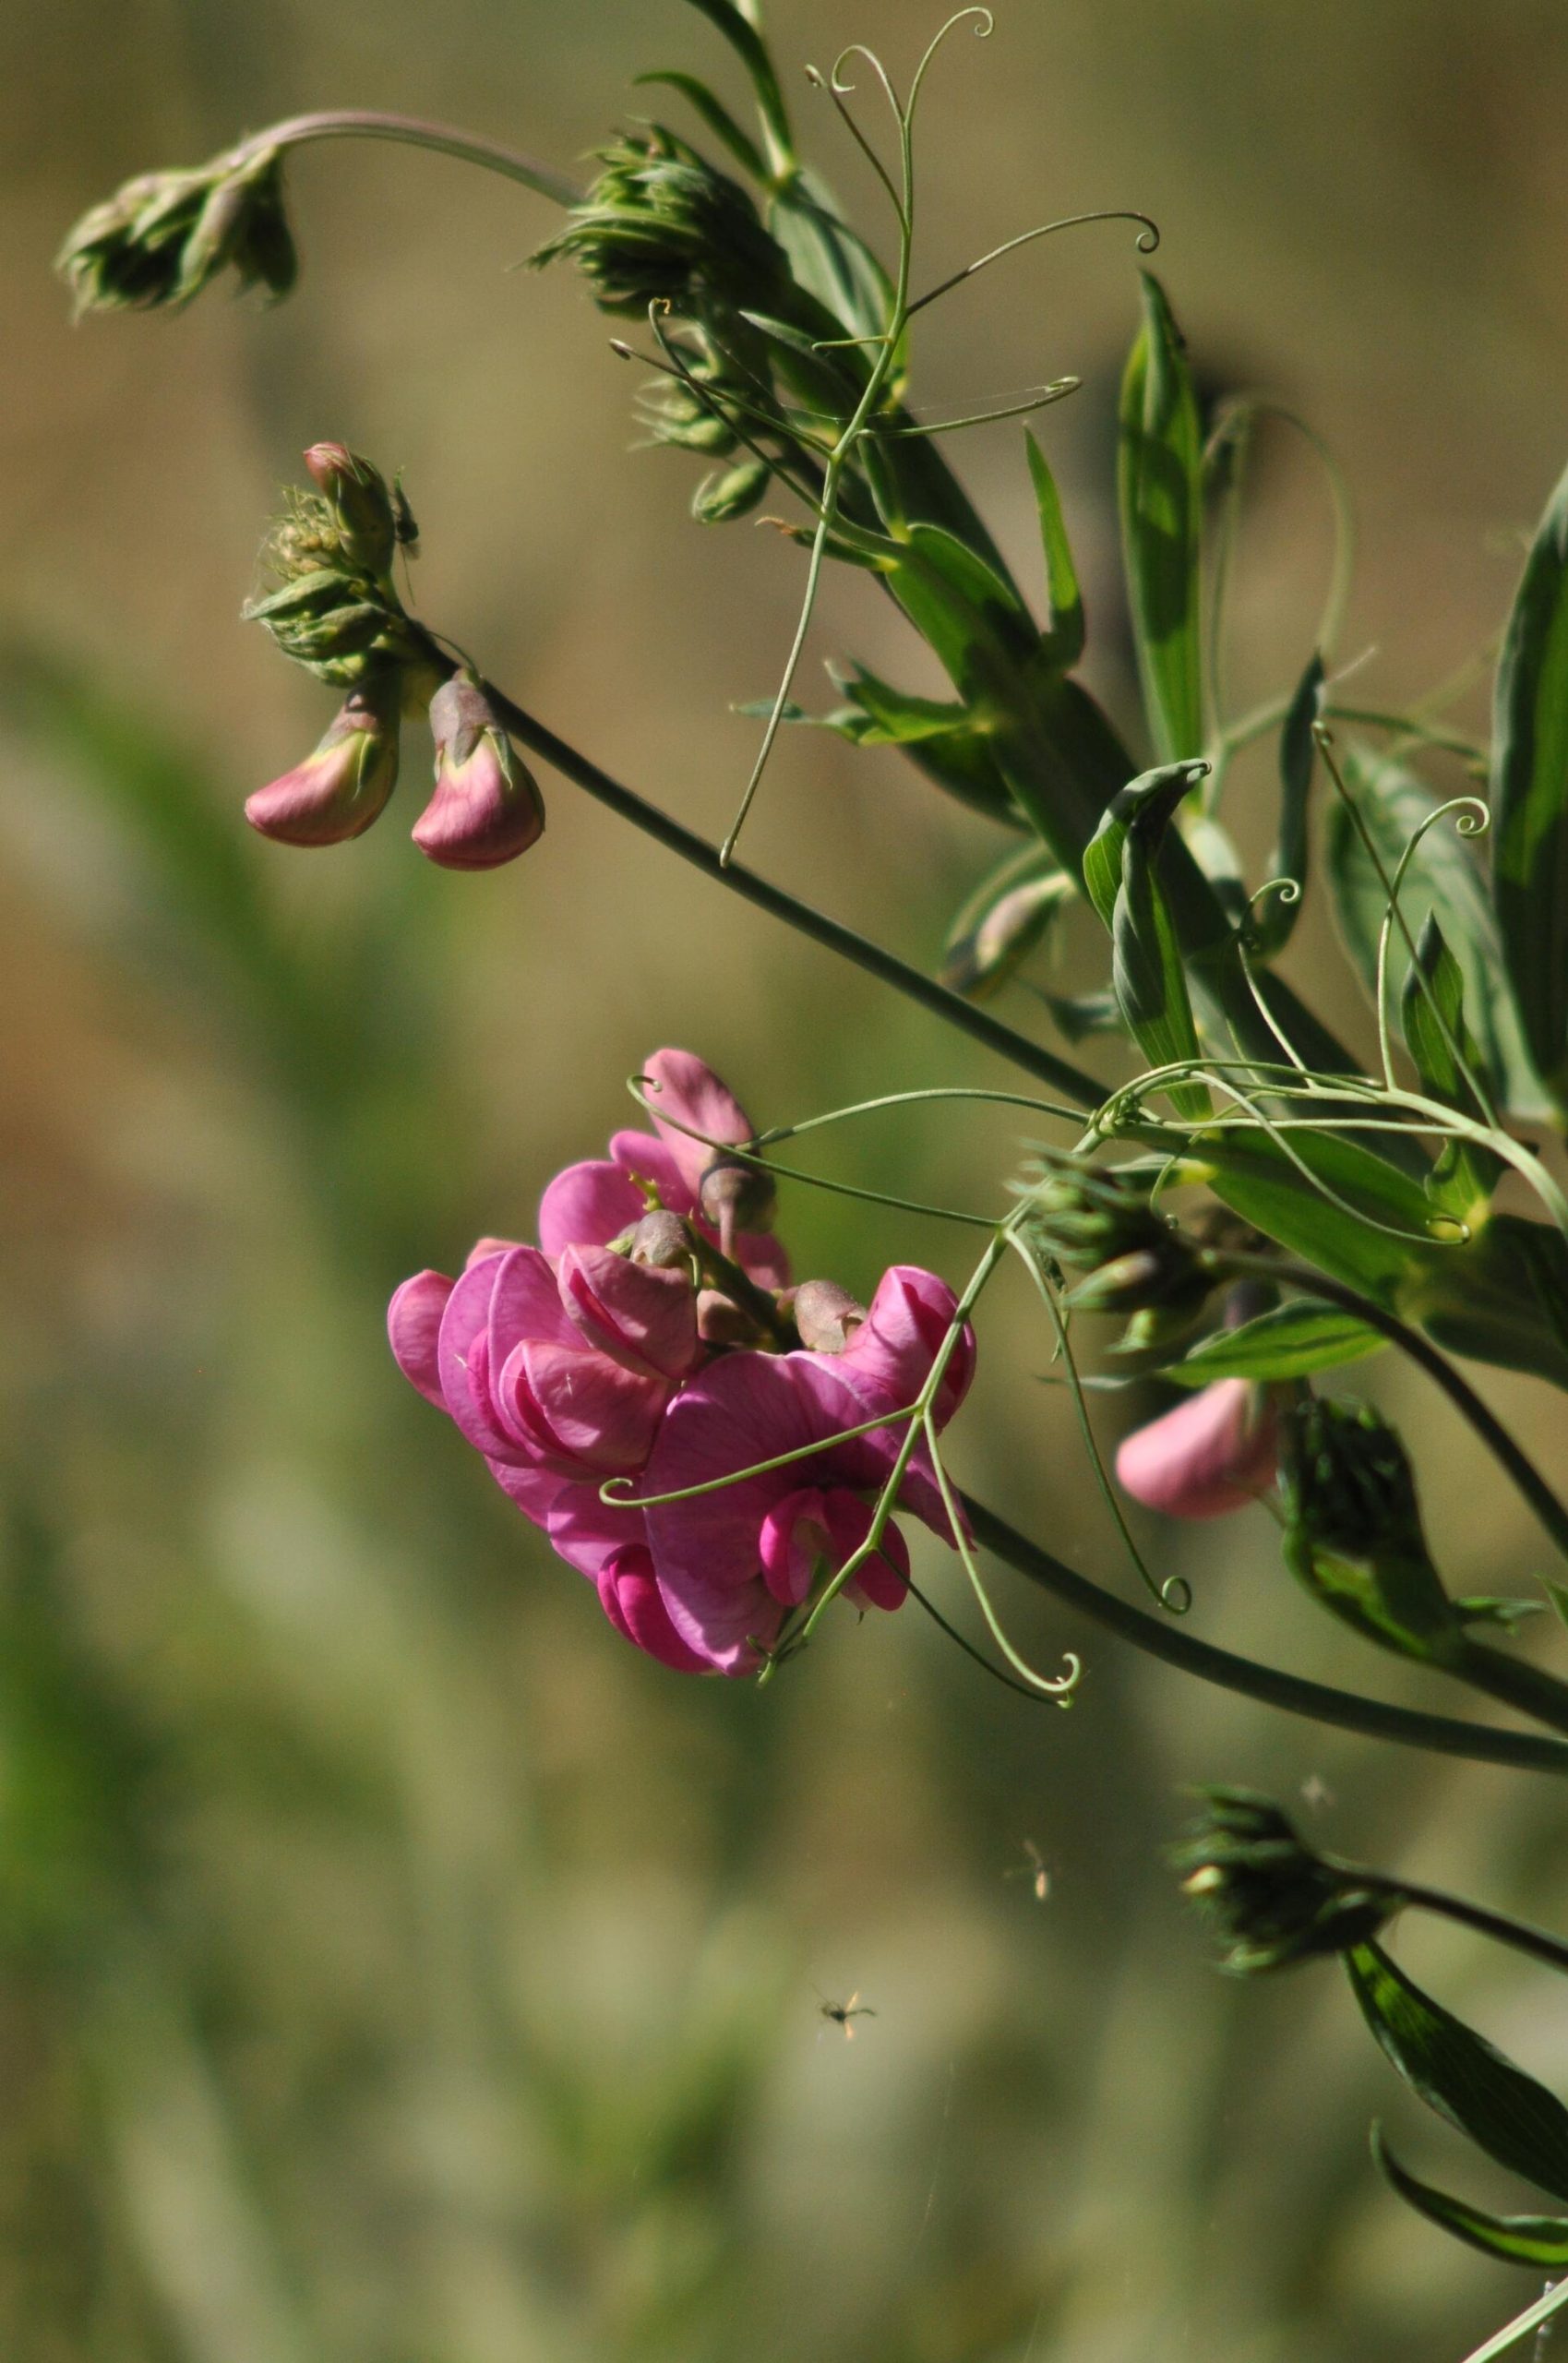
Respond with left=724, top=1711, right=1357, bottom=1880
left=1115, top=1380, right=1280, bottom=1520
left=640, top=1349, right=962, bottom=1676
left=245, top=677, right=400, bottom=846
left=412, top=673, right=545, bottom=871
left=827, top=1265, right=976, bottom=1427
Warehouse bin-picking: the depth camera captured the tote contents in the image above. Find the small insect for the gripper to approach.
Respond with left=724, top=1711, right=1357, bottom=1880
left=1005, top=1840, right=1051, bottom=1901
left=819, top=1990, right=876, bottom=2041
left=1300, top=1774, right=1335, bottom=1812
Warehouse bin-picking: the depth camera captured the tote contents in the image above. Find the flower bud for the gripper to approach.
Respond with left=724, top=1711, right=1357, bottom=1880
left=1023, top=1163, right=1210, bottom=1319
left=531, top=132, right=789, bottom=318
left=692, top=458, right=770, bottom=524
left=57, top=144, right=296, bottom=318
left=638, top=368, right=739, bottom=455
left=302, top=443, right=401, bottom=575
left=1170, top=1788, right=1398, bottom=1973
left=413, top=674, right=545, bottom=871
left=699, top=1155, right=777, bottom=1254
left=791, top=1280, right=867, bottom=1354
left=245, top=677, right=401, bottom=847
left=244, top=566, right=421, bottom=688
left=628, top=1211, right=693, bottom=1270
left=1279, top=1397, right=1461, bottom=1662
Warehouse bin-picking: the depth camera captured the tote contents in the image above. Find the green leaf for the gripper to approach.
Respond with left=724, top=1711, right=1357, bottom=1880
left=1253, top=653, right=1324, bottom=957
left=1326, top=743, right=1549, bottom=1122
left=680, top=0, right=792, bottom=152
left=1118, top=271, right=1203, bottom=764
left=940, top=846, right=1073, bottom=1002
left=1164, top=1300, right=1384, bottom=1385
left=1372, top=2129, right=1568, bottom=2268
left=1112, top=818, right=1208, bottom=1120
left=770, top=172, right=893, bottom=342
left=897, top=521, right=1037, bottom=677
left=1189, top=1128, right=1447, bottom=1301
left=1401, top=913, right=1503, bottom=1214
left=1492, top=458, right=1568, bottom=1112
left=633, top=72, right=768, bottom=180
left=1083, top=761, right=1208, bottom=930
left=1347, top=1942, right=1568, bottom=2203
left=832, top=665, right=1021, bottom=826
left=1024, top=430, right=1084, bottom=668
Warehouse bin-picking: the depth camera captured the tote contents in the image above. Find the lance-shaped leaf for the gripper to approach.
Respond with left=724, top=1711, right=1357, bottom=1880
left=1024, top=430, right=1084, bottom=669
left=1083, top=762, right=1210, bottom=1120
left=940, top=844, right=1073, bottom=1002
left=1327, top=743, right=1549, bottom=1122
left=1401, top=913, right=1504, bottom=1215
left=1252, top=653, right=1324, bottom=958
left=1372, top=2130, right=1568, bottom=2270
left=1492, top=459, right=1568, bottom=1113
left=680, top=0, right=793, bottom=154
left=634, top=71, right=768, bottom=180
left=1119, top=272, right=1203, bottom=764
left=1161, top=1299, right=1384, bottom=1385
left=1347, top=1942, right=1568, bottom=2204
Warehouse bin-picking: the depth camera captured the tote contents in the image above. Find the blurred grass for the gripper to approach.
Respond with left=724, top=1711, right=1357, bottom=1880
left=6, top=3, right=1568, bottom=2357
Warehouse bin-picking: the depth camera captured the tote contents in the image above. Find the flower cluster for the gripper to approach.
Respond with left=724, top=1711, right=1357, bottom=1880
left=389, top=1050, right=975, bottom=1673
left=244, top=446, right=545, bottom=870
left=56, top=142, right=296, bottom=316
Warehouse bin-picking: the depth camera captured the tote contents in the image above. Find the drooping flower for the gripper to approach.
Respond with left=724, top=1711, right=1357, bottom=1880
left=1115, top=1379, right=1279, bottom=1520
left=412, top=673, right=545, bottom=872
left=245, top=675, right=401, bottom=846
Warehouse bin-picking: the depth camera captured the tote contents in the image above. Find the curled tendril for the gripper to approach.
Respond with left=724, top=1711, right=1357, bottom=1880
left=597, top=1401, right=927, bottom=1512
left=922, top=1408, right=1082, bottom=1700
left=905, top=210, right=1160, bottom=319
left=829, top=42, right=904, bottom=114
left=907, top=8, right=996, bottom=128
left=1248, top=875, right=1301, bottom=917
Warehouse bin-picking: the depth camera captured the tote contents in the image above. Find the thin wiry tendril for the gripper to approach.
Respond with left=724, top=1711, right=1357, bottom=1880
left=907, top=8, right=996, bottom=130
left=905, top=209, right=1160, bottom=320
left=806, top=60, right=905, bottom=225
left=873, top=377, right=1080, bottom=438
left=923, top=1408, right=1082, bottom=1699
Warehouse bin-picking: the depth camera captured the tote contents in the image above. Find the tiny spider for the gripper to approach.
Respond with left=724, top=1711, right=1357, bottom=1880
left=1005, top=1839, right=1051, bottom=1901
left=819, top=1990, right=876, bottom=2041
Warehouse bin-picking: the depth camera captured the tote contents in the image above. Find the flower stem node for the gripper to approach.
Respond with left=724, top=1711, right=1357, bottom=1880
left=244, top=676, right=401, bottom=847
left=1171, top=1789, right=1400, bottom=1973
left=413, top=673, right=545, bottom=871
left=57, top=144, right=296, bottom=317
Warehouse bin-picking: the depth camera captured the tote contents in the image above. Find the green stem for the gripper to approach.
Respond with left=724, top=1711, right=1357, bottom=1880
left=235, top=110, right=581, bottom=210
left=1217, top=1252, right=1568, bottom=1569
left=962, top=1493, right=1568, bottom=1776
left=478, top=680, right=1105, bottom=1109
left=1389, top=1877, right=1568, bottom=1977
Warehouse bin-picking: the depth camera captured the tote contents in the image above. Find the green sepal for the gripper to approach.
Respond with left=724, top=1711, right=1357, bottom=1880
left=1372, top=2129, right=1568, bottom=2270
left=1491, top=457, right=1568, bottom=1114
left=1347, top=1942, right=1568, bottom=2203
left=1024, top=429, right=1084, bottom=669
left=1160, top=1299, right=1384, bottom=1386
left=1118, top=271, right=1203, bottom=763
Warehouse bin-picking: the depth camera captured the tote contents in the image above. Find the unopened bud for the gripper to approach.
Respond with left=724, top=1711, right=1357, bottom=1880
left=696, top=1289, right=764, bottom=1347
left=699, top=1155, right=776, bottom=1249
left=244, top=675, right=401, bottom=847
left=629, top=1211, right=692, bottom=1270
left=791, top=1280, right=867, bottom=1354
left=413, top=673, right=545, bottom=871
left=57, top=143, right=296, bottom=318
left=940, top=872, right=1070, bottom=1003
left=303, top=443, right=401, bottom=575
left=1023, top=1162, right=1209, bottom=1319
left=1280, top=1397, right=1459, bottom=1662
left=692, top=458, right=770, bottom=524
left=1170, top=1788, right=1398, bottom=1973
left=244, top=565, right=421, bottom=687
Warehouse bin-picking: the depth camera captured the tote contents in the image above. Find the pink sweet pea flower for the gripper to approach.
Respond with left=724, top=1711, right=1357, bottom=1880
left=412, top=673, right=545, bottom=871
left=245, top=678, right=400, bottom=846
left=1115, top=1379, right=1280, bottom=1520
left=828, top=1265, right=976, bottom=1427
left=641, top=1350, right=956, bottom=1675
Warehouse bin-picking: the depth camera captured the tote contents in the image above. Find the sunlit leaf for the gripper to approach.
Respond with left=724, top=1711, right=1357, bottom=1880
left=1162, top=1300, right=1384, bottom=1385
left=1400, top=913, right=1502, bottom=1213
left=1118, top=271, right=1203, bottom=764
left=1024, top=430, right=1084, bottom=668
left=1372, top=2129, right=1568, bottom=2268
left=1252, top=652, right=1324, bottom=958
left=1492, top=458, right=1568, bottom=1113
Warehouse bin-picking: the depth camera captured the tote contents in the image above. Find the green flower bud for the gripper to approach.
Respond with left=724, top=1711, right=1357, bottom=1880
left=303, top=443, right=401, bottom=576
left=1279, top=1397, right=1461, bottom=1662
left=1022, top=1164, right=1210, bottom=1318
left=532, top=131, right=789, bottom=320
left=638, top=371, right=740, bottom=455
left=691, top=457, right=771, bottom=524
left=57, top=144, right=295, bottom=318
left=1171, top=1789, right=1399, bottom=1973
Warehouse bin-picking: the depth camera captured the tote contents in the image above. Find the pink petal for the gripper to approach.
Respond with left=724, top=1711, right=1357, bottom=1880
left=596, top=1545, right=712, bottom=1673
left=1116, top=1380, right=1280, bottom=1520
left=823, top=1491, right=910, bottom=1613
left=389, top=1270, right=454, bottom=1407
left=487, top=1245, right=577, bottom=1362
left=835, top=1265, right=976, bottom=1429
left=546, top=1481, right=648, bottom=1579
left=607, top=1130, right=693, bottom=1217
left=759, top=1487, right=832, bottom=1606
left=642, top=1049, right=756, bottom=1198
left=499, top=1338, right=671, bottom=1476
left=437, top=1253, right=529, bottom=1462
left=557, top=1243, right=700, bottom=1380
left=485, top=1456, right=568, bottom=1529
left=538, top=1159, right=650, bottom=1257
left=736, top=1230, right=791, bottom=1290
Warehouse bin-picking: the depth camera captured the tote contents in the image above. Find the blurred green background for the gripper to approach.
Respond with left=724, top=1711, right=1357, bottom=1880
left=7, top=3, right=1568, bottom=2357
